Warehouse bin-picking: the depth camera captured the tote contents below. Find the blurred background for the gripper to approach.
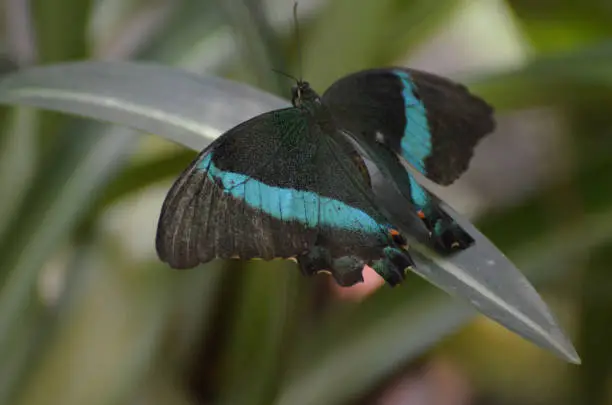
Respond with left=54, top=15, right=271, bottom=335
left=0, top=0, right=611, bottom=404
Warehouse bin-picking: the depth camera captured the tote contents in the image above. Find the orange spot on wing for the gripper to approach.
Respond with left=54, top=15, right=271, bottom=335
left=417, top=210, right=426, bottom=219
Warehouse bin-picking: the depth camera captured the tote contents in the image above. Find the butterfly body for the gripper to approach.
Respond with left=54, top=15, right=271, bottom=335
left=156, top=69, right=494, bottom=286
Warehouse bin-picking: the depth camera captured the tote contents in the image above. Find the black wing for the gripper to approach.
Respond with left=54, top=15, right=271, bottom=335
left=322, top=67, right=495, bottom=185
left=156, top=107, right=412, bottom=286
left=341, top=127, right=474, bottom=254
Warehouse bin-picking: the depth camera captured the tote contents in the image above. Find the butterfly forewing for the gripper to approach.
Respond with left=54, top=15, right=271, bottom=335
left=322, top=68, right=495, bottom=186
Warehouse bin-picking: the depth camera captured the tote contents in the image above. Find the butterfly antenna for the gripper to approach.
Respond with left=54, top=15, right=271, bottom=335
left=271, top=68, right=298, bottom=83
left=293, top=1, right=303, bottom=83
left=271, top=3, right=303, bottom=86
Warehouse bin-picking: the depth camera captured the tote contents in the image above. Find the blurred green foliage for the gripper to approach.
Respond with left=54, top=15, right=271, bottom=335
left=0, top=0, right=612, bottom=404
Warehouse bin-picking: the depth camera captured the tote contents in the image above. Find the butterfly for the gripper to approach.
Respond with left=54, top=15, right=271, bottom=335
left=156, top=68, right=495, bottom=287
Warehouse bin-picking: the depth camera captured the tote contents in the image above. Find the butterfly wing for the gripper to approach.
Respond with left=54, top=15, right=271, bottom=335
left=156, top=107, right=412, bottom=286
left=340, top=126, right=474, bottom=254
left=322, top=68, right=495, bottom=185
left=323, top=68, right=494, bottom=253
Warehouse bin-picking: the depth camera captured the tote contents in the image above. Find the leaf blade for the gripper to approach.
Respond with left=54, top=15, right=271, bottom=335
left=0, top=61, right=289, bottom=150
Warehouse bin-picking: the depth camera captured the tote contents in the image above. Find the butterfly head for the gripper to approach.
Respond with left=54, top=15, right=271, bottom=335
left=291, top=81, right=320, bottom=108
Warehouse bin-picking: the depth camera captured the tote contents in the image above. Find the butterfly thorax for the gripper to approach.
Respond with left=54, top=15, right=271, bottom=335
left=292, top=81, right=338, bottom=133
left=292, top=81, right=324, bottom=112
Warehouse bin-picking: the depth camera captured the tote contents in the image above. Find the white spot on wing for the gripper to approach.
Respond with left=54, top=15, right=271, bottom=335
left=375, top=131, right=385, bottom=144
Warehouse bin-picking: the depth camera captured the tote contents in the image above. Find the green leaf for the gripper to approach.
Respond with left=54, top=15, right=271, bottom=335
left=0, top=61, right=288, bottom=150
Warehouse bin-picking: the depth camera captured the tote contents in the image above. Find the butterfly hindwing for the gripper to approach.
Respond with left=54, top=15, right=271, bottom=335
left=156, top=107, right=413, bottom=285
left=341, top=127, right=474, bottom=254
left=322, top=68, right=495, bottom=186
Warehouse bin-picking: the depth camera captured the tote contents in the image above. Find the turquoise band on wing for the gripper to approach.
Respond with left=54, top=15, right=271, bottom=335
left=393, top=69, right=432, bottom=175
left=197, top=153, right=387, bottom=235
left=408, top=172, right=430, bottom=213
left=393, top=69, right=433, bottom=212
